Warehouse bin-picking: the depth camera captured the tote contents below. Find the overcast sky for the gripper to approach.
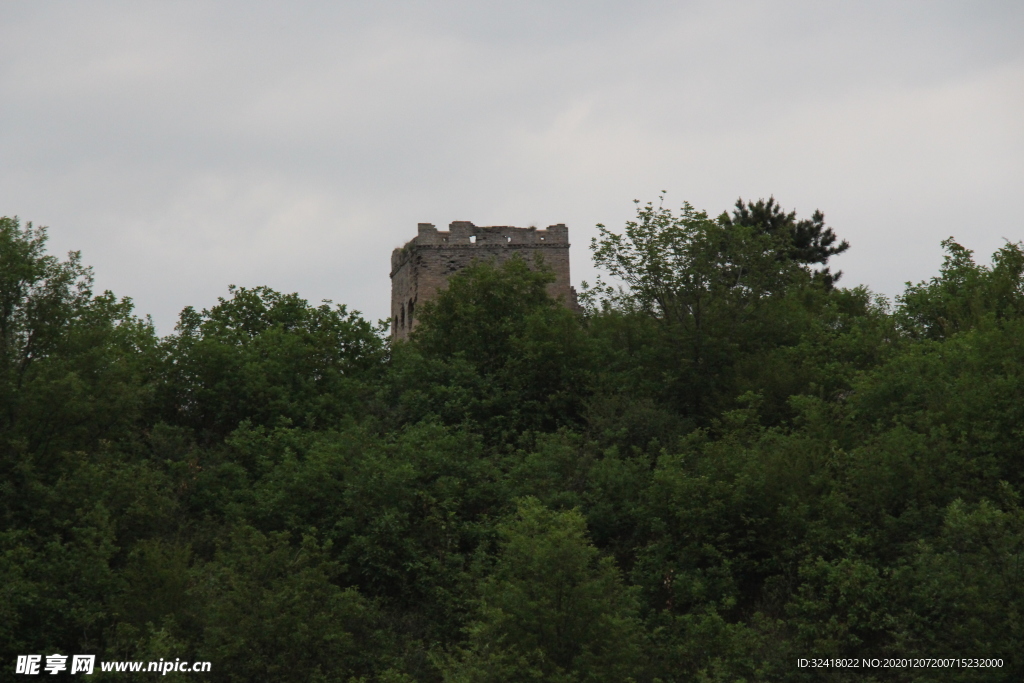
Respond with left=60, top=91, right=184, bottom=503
left=2, top=1, right=1021, bottom=333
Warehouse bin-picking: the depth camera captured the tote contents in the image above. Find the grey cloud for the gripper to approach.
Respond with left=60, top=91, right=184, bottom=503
left=1, top=1, right=1021, bottom=332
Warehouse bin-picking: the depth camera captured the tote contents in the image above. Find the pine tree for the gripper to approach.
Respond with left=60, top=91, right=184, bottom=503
left=722, top=196, right=849, bottom=287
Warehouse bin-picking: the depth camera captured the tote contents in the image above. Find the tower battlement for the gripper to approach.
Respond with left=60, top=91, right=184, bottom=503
left=390, top=221, right=575, bottom=339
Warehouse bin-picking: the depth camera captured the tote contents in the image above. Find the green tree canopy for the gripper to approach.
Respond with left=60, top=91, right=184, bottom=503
left=446, top=498, right=642, bottom=683
left=0, top=217, right=154, bottom=462
left=159, top=285, right=384, bottom=439
left=4, top=204, right=1023, bottom=682
left=898, top=238, right=1024, bottom=339
left=587, top=198, right=828, bottom=420
left=396, top=257, right=589, bottom=435
left=721, top=196, right=849, bottom=287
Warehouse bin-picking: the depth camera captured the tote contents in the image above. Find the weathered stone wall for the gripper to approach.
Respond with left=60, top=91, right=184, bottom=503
left=390, top=221, right=576, bottom=339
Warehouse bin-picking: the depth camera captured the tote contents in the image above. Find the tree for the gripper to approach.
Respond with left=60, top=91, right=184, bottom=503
left=588, top=198, right=809, bottom=418
left=0, top=217, right=155, bottom=462
left=721, top=196, right=849, bottom=287
left=411, top=257, right=560, bottom=368
left=0, top=216, right=160, bottom=668
left=159, top=286, right=385, bottom=440
left=190, top=526, right=386, bottom=682
left=590, top=198, right=800, bottom=320
left=398, top=257, right=590, bottom=434
left=0, top=215, right=156, bottom=515
left=898, top=238, right=1024, bottom=339
left=445, top=498, right=643, bottom=683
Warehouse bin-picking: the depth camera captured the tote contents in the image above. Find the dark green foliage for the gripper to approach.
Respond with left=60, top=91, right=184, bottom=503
left=0, top=216, right=155, bottom=474
left=586, top=199, right=840, bottom=422
left=722, top=196, right=850, bottom=287
left=159, top=285, right=384, bottom=439
left=189, top=526, right=384, bottom=682
left=3, top=208, right=1023, bottom=682
left=412, top=256, right=558, bottom=368
left=393, top=257, right=590, bottom=436
left=443, top=498, right=643, bottom=682
left=0, top=217, right=163, bottom=668
left=898, top=238, right=1024, bottom=339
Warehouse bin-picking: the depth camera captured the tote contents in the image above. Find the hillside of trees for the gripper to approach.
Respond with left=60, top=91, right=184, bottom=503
left=2, top=198, right=1022, bottom=682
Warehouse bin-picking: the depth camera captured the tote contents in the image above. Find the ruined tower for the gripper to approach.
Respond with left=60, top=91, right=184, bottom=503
left=390, top=221, right=576, bottom=339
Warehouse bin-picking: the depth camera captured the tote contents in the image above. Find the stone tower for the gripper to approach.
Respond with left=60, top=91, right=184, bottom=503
left=390, top=221, right=576, bottom=339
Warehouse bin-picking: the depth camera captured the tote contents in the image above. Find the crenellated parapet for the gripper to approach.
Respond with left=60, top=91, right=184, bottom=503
left=390, top=221, right=576, bottom=339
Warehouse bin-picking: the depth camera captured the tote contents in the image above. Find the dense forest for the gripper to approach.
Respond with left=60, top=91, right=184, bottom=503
left=2, top=198, right=1022, bottom=682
